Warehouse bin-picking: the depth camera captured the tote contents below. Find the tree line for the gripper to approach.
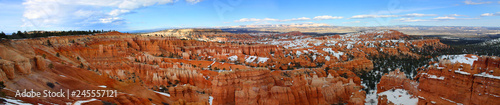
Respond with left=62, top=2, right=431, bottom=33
left=0, top=30, right=115, bottom=39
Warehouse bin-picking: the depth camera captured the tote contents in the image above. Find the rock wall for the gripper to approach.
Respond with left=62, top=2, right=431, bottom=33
left=377, top=54, right=500, bottom=105
left=211, top=69, right=365, bottom=105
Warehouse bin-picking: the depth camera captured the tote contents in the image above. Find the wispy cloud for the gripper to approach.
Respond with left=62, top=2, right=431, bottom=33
left=463, top=0, right=492, bottom=5
left=234, top=18, right=279, bottom=22
left=447, top=14, right=468, bottom=17
left=394, top=18, right=434, bottom=22
left=313, top=15, right=344, bottom=20
left=22, top=0, right=202, bottom=30
left=342, top=21, right=361, bottom=24
left=186, top=0, right=203, bottom=4
left=280, top=17, right=312, bottom=22
left=349, top=13, right=437, bottom=19
left=395, top=16, right=479, bottom=22
left=480, top=12, right=500, bottom=16
left=233, top=15, right=342, bottom=23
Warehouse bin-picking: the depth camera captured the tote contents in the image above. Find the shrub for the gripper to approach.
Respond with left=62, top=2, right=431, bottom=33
left=46, top=82, right=55, bottom=88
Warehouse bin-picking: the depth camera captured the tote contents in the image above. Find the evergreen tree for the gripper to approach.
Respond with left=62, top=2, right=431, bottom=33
left=17, top=31, right=25, bottom=38
left=0, top=31, right=6, bottom=39
left=47, top=40, right=52, bottom=46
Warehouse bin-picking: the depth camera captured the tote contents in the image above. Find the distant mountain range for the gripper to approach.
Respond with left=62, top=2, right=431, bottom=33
left=128, top=23, right=500, bottom=37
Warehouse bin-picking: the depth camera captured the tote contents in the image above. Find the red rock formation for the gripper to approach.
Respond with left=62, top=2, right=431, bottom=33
left=377, top=69, right=418, bottom=94
left=377, top=55, right=500, bottom=105
left=211, top=69, right=365, bottom=105
left=0, top=30, right=454, bottom=105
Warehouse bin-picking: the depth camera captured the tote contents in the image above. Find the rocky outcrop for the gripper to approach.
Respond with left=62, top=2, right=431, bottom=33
left=34, top=55, right=47, bottom=71
left=0, top=59, right=15, bottom=80
left=377, top=54, right=500, bottom=105
left=211, top=69, right=365, bottom=105
left=377, top=69, right=418, bottom=94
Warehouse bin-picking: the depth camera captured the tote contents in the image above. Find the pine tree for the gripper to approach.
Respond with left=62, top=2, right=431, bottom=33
left=47, top=40, right=52, bottom=46
left=0, top=31, right=6, bottom=39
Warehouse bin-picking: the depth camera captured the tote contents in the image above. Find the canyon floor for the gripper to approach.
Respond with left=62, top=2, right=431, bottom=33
left=0, top=29, right=499, bottom=105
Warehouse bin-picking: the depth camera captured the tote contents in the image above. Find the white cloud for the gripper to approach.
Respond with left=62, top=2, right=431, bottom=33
left=394, top=18, right=433, bottom=22
left=350, top=14, right=397, bottom=19
left=22, top=0, right=201, bottom=30
left=401, top=13, right=438, bottom=17
left=434, top=16, right=457, bottom=20
left=99, top=17, right=123, bottom=23
left=313, top=15, right=343, bottom=20
left=234, top=18, right=279, bottom=22
left=480, top=12, right=500, bottom=16
left=109, top=9, right=131, bottom=16
left=186, top=0, right=203, bottom=4
left=349, top=13, right=436, bottom=19
left=233, top=15, right=342, bottom=23
left=280, top=17, right=311, bottom=22
left=395, top=16, right=479, bottom=22
left=464, top=0, right=492, bottom=5
left=447, top=14, right=468, bottom=17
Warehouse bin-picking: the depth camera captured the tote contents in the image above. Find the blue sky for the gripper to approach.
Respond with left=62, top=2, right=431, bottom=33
left=0, top=0, right=499, bottom=33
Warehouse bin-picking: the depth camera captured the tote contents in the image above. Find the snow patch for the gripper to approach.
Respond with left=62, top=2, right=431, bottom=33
left=245, top=56, right=258, bottom=63
left=209, top=96, right=214, bottom=105
left=454, top=70, right=471, bottom=75
left=378, top=89, right=418, bottom=105
left=0, top=97, right=31, bottom=105
left=228, top=55, right=238, bottom=61
left=73, top=98, right=99, bottom=105
left=473, top=72, right=500, bottom=80
left=322, top=48, right=344, bottom=59
left=439, top=54, right=478, bottom=66
left=154, top=91, right=171, bottom=97
left=257, top=57, right=269, bottom=63
left=364, top=90, right=378, bottom=105
left=427, top=74, right=445, bottom=80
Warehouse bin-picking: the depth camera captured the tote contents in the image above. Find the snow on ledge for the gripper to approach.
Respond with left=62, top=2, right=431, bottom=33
left=473, top=72, right=500, bottom=80
left=454, top=70, right=471, bottom=75
left=428, top=74, right=445, bottom=80
left=421, top=73, right=445, bottom=80
left=154, top=91, right=171, bottom=97
left=73, top=98, right=99, bottom=105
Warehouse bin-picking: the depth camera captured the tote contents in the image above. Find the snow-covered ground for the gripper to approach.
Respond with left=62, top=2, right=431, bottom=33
left=322, top=48, right=344, bottom=59
left=0, top=97, right=32, bottom=105
left=245, top=56, right=269, bottom=63
left=378, top=89, right=418, bottom=105
left=257, top=57, right=269, bottom=63
left=245, top=56, right=258, bottom=63
left=364, top=90, right=378, bottom=105
left=439, top=54, right=478, bottom=66
left=228, top=55, right=238, bottom=61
